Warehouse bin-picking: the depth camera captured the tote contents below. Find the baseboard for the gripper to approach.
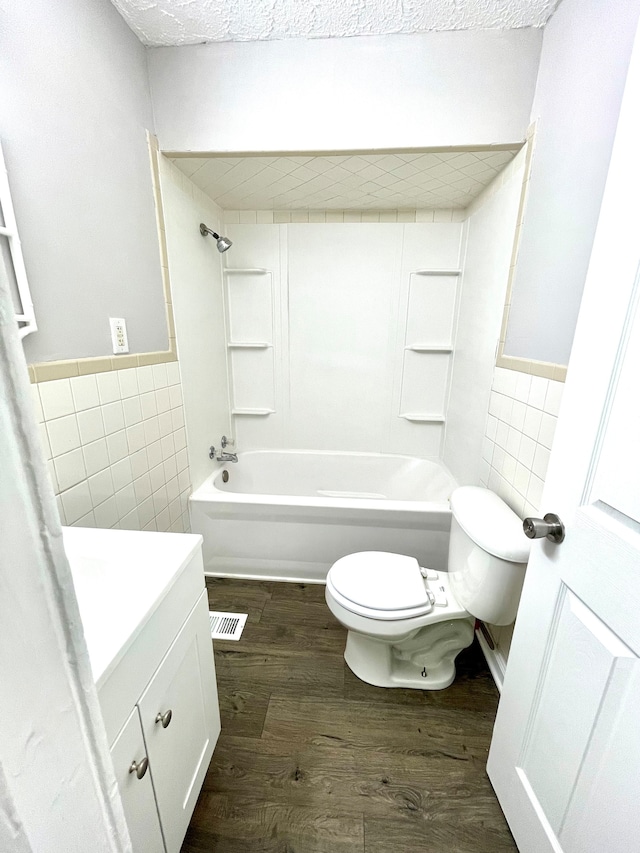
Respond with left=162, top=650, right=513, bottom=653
left=204, top=569, right=326, bottom=585
left=476, top=627, right=506, bottom=693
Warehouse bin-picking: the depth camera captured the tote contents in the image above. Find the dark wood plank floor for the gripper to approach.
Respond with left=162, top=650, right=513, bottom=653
left=181, top=578, right=517, bottom=853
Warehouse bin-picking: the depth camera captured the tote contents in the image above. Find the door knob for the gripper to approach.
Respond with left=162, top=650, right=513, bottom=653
left=523, top=513, right=565, bottom=544
left=129, top=756, right=149, bottom=780
left=155, top=709, right=173, bottom=728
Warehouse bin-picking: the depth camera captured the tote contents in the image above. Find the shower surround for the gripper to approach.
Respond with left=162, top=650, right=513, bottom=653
left=221, top=221, right=464, bottom=460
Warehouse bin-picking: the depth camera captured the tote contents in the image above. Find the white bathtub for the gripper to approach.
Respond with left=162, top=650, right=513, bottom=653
left=189, top=450, right=456, bottom=582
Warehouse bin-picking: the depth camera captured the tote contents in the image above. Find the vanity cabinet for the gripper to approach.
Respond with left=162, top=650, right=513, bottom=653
left=113, top=590, right=219, bottom=853
left=136, top=591, right=219, bottom=853
left=63, top=527, right=220, bottom=853
left=111, top=707, right=166, bottom=852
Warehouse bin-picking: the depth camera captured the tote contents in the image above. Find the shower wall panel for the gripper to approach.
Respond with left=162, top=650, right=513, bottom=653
left=287, top=225, right=399, bottom=453
left=222, top=226, right=285, bottom=450
left=226, top=270, right=276, bottom=415
left=223, top=222, right=463, bottom=457
left=443, top=148, right=525, bottom=487
left=160, top=157, right=231, bottom=490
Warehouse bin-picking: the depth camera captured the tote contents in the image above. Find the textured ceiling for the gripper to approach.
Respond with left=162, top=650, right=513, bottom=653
left=170, top=149, right=520, bottom=210
left=112, top=0, right=559, bottom=46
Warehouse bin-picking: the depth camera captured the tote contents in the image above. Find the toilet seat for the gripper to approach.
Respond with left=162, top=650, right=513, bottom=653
left=327, top=551, right=434, bottom=621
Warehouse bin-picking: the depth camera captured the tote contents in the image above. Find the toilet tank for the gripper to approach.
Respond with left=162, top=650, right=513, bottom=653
left=447, top=487, right=530, bottom=626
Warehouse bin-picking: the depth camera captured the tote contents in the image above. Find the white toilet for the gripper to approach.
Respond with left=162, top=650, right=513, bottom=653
left=325, top=486, right=530, bottom=690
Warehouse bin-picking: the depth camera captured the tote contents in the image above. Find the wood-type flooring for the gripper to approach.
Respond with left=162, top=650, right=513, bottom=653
left=181, top=578, right=517, bottom=853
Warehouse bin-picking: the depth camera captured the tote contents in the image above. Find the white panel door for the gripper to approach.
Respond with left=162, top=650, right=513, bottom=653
left=487, top=20, right=640, bottom=853
left=110, top=707, right=166, bottom=853
left=138, top=591, right=220, bottom=853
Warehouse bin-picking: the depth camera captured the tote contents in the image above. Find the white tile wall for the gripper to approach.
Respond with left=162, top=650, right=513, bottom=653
left=32, top=363, right=191, bottom=533
left=479, top=367, right=564, bottom=518
left=479, top=367, right=565, bottom=675
left=223, top=208, right=467, bottom=224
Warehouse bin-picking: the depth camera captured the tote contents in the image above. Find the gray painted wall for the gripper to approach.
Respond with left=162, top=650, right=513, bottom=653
left=0, top=0, right=168, bottom=363
left=147, top=29, right=542, bottom=153
left=505, top=0, right=640, bottom=365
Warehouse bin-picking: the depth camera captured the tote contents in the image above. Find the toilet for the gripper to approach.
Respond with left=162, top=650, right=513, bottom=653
left=325, top=486, right=530, bottom=690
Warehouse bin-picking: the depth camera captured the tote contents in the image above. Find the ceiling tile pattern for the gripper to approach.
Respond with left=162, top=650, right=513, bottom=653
left=171, top=149, right=520, bottom=210
left=111, top=0, right=559, bottom=46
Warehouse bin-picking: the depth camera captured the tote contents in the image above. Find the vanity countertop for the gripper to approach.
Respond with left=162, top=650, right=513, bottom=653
left=62, top=526, right=204, bottom=689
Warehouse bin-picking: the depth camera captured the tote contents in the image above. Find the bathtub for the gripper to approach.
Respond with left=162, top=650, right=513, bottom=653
left=189, top=450, right=456, bottom=583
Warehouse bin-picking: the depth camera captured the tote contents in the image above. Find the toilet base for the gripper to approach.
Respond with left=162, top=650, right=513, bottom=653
left=344, top=617, right=475, bottom=690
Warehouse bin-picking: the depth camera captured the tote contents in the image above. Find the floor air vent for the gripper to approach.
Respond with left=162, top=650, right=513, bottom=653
left=209, top=611, right=248, bottom=641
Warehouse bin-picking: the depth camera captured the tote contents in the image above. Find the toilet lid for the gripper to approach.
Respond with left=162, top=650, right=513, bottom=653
left=329, top=551, right=430, bottom=611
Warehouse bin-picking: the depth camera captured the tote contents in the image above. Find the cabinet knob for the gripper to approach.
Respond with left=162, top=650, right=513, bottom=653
left=129, top=756, right=149, bottom=780
left=155, top=709, right=173, bottom=728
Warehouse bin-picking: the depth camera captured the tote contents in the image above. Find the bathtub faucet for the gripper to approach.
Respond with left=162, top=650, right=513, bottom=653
left=209, top=436, right=238, bottom=463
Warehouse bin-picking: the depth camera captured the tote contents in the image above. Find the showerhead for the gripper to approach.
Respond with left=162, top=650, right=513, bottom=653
left=199, top=222, right=233, bottom=252
left=216, top=235, right=233, bottom=253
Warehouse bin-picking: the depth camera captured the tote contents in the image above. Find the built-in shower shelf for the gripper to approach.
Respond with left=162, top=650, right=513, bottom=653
left=227, top=342, right=272, bottom=349
left=231, top=408, right=275, bottom=416
left=413, top=269, right=461, bottom=276
left=399, top=413, right=446, bottom=423
left=405, top=345, right=453, bottom=353
left=224, top=268, right=269, bottom=275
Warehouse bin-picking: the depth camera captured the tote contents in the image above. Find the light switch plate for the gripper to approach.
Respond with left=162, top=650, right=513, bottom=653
left=109, top=317, right=129, bottom=354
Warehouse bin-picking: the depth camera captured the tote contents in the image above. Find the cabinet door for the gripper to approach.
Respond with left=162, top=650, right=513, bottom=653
left=110, top=706, right=166, bottom=853
left=138, top=590, right=220, bottom=853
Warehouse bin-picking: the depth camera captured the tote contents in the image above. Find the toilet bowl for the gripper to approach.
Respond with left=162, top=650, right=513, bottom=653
left=325, top=486, right=530, bottom=690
